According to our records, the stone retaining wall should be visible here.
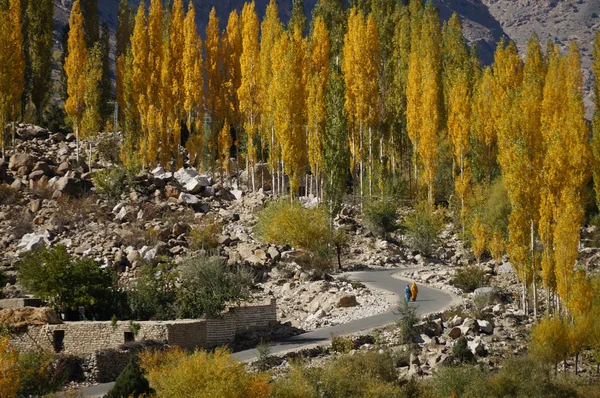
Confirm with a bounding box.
[9,298,276,356]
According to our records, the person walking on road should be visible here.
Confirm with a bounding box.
[411,282,418,301]
[404,284,411,302]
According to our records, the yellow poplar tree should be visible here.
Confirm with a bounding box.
[260,0,283,194]
[81,44,102,171]
[540,43,591,313]
[471,66,495,184]
[0,0,24,157]
[307,16,330,199]
[239,1,261,191]
[205,8,223,171]
[183,2,204,169]
[272,30,306,197]
[592,31,600,211]
[65,0,87,162]
[342,8,379,197]
[447,69,471,235]
[169,0,185,168]
[218,120,232,181]
[224,10,242,127]
[417,3,442,205]
[144,0,164,167]
[497,34,545,315]
[128,2,148,164]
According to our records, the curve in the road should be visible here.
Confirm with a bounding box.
[233,268,457,361]
[80,268,457,397]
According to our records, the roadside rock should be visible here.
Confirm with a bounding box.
[337,295,358,308]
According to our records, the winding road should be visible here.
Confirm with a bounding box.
[80,268,457,397]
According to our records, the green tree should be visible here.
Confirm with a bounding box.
[323,65,349,220]
[24,0,53,124]
[289,0,307,35]
[82,0,99,47]
[177,254,253,318]
[17,245,118,320]
[106,358,153,398]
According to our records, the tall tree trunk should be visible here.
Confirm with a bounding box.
[12,121,16,154]
[368,126,372,196]
[76,124,80,162]
[532,219,537,319]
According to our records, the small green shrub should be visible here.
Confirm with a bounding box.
[106,358,153,398]
[402,201,444,256]
[331,334,354,354]
[452,336,476,364]
[127,264,177,321]
[97,133,121,164]
[450,265,488,293]
[428,365,489,398]
[361,199,398,238]
[188,216,222,251]
[93,167,127,202]
[273,351,405,398]
[176,254,254,318]
[255,341,273,372]
[395,300,419,344]
[17,351,68,397]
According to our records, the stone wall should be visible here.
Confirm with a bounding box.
[9,299,277,356]
[0,298,42,309]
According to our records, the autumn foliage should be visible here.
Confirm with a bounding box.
[140,347,271,398]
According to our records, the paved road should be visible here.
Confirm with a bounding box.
[80,268,455,397]
[233,268,455,361]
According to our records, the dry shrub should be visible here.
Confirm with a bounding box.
[9,212,33,238]
[188,216,222,251]
[120,226,160,248]
[0,184,23,205]
[0,307,62,329]
[52,195,103,233]
[140,347,271,398]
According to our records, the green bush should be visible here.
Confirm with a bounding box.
[93,167,127,202]
[106,358,153,398]
[273,351,405,398]
[452,336,476,364]
[127,264,178,321]
[361,199,398,238]
[489,357,578,398]
[176,254,254,318]
[395,300,419,344]
[17,245,122,320]
[17,351,68,397]
[402,201,444,256]
[450,265,488,293]
[97,133,122,164]
[428,365,490,398]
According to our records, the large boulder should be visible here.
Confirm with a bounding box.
[174,168,211,193]
[9,153,35,173]
[17,232,48,253]
[53,175,92,197]
[16,124,49,140]
[337,295,358,308]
